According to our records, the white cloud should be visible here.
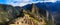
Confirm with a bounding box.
[7,2,29,7]
[38,0,57,2]
[44,0,56,2]
[6,0,57,7]
[6,0,32,7]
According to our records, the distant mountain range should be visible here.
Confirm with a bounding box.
[0,1,60,25]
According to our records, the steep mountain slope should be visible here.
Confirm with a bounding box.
[0,2,56,25]
[9,4,54,25]
[0,4,22,25]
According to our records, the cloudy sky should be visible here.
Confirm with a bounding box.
[0,0,60,7]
